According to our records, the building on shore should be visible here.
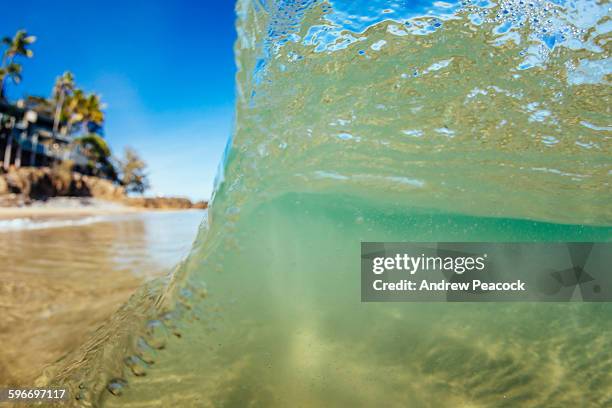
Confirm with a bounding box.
[0,99,89,171]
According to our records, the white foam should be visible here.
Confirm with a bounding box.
[0,215,110,233]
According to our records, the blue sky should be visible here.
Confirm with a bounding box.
[0,0,237,201]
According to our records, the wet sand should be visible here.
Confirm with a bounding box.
[0,210,204,387]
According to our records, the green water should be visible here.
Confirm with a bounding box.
[39,0,611,406]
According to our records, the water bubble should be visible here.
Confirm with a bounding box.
[178,287,193,302]
[124,355,148,376]
[75,384,93,405]
[402,129,424,138]
[107,378,128,396]
[171,301,191,321]
[160,311,178,328]
[370,40,387,51]
[178,298,193,311]
[136,337,157,364]
[191,282,209,299]
[226,206,240,216]
[144,320,169,350]
[541,135,559,146]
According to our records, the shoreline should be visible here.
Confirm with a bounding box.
[0,205,143,219]
[0,197,205,220]
[1,167,208,218]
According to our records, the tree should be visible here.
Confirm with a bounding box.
[0,62,22,95]
[51,71,75,136]
[118,147,149,194]
[1,30,35,169]
[79,92,105,134]
[0,30,36,100]
[58,88,105,137]
[60,87,84,136]
[48,74,110,178]
[73,133,117,180]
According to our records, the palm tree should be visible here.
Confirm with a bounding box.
[57,88,83,137]
[59,89,106,137]
[0,30,36,100]
[1,30,35,169]
[62,90,105,134]
[49,83,108,172]
[51,71,74,136]
[0,62,23,96]
[71,92,110,178]
[80,93,105,133]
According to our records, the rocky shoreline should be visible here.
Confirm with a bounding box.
[0,166,207,210]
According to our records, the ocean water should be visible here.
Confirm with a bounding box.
[38,1,611,407]
[0,211,204,387]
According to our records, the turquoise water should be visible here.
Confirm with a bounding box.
[39,1,611,407]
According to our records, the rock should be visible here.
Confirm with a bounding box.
[28,168,55,199]
[0,166,208,210]
[0,175,7,195]
[82,175,125,200]
[2,168,38,197]
[193,201,208,209]
[0,166,123,201]
[123,197,205,210]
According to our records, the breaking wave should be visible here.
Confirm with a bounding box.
[37,1,611,407]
